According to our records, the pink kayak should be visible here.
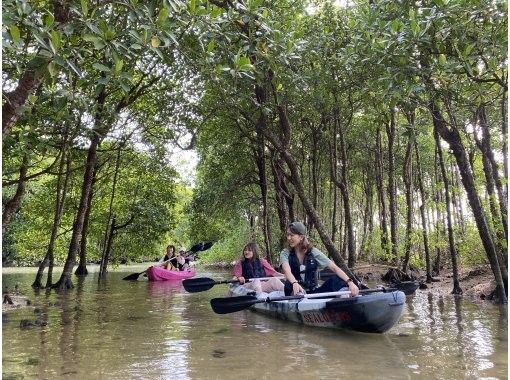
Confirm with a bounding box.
[145,266,196,281]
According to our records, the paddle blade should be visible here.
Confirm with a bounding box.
[122,271,142,281]
[391,281,419,295]
[210,295,260,314]
[201,241,214,251]
[182,278,216,293]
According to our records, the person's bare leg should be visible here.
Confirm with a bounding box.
[260,277,284,292]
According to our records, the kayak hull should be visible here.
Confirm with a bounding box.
[146,266,196,281]
[229,285,406,333]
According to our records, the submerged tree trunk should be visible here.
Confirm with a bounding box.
[33,144,71,288]
[75,165,97,277]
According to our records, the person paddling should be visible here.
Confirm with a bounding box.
[280,222,359,297]
[233,242,284,293]
[158,245,178,271]
[176,248,191,271]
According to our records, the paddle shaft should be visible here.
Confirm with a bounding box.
[182,276,284,293]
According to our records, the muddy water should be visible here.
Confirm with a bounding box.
[2,266,507,379]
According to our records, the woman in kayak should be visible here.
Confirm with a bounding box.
[233,242,284,293]
[176,248,191,271]
[280,221,359,297]
[159,245,178,271]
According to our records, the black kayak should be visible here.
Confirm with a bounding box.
[227,285,406,334]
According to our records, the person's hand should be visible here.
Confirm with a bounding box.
[238,276,246,284]
[292,281,304,295]
[348,280,359,296]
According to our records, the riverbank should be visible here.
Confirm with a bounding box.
[353,262,496,302]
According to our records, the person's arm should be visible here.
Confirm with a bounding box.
[233,261,246,284]
[281,261,304,295]
[261,259,282,277]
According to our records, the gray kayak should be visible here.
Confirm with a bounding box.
[228,285,406,333]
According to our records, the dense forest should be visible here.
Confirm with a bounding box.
[2,0,507,302]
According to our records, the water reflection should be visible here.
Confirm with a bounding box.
[2,269,507,379]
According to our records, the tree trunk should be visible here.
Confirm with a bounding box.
[429,99,506,301]
[330,108,356,267]
[75,164,97,277]
[2,71,44,140]
[414,140,433,282]
[375,127,390,258]
[53,133,100,290]
[270,150,289,248]
[435,129,462,295]
[385,111,398,262]
[501,91,508,182]
[401,136,413,273]
[33,144,71,288]
[476,105,507,241]
[450,162,466,236]
[99,217,116,277]
[263,102,359,282]
[2,154,29,234]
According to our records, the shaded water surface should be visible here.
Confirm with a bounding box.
[2,266,507,379]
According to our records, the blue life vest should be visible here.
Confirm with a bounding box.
[288,249,319,291]
[241,259,266,279]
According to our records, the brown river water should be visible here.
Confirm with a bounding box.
[2,265,508,379]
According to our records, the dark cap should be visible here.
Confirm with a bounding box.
[289,221,307,235]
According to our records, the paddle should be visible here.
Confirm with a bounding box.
[122,241,214,281]
[183,276,284,293]
[210,287,397,314]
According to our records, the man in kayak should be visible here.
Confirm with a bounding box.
[233,242,284,293]
[280,221,359,297]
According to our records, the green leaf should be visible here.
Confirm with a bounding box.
[81,0,89,17]
[438,54,446,66]
[9,25,20,42]
[207,40,215,53]
[463,44,475,57]
[47,61,58,77]
[44,14,54,27]
[115,59,124,73]
[238,56,251,67]
[158,8,169,26]
[120,80,131,93]
[92,63,111,72]
[51,30,62,50]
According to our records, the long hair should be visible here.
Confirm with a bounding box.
[287,226,313,252]
[241,242,261,261]
[165,245,176,258]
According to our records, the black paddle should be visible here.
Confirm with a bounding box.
[183,276,283,293]
[210,287,398,314]
[123,241,214,281]
[183,277,239,293]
